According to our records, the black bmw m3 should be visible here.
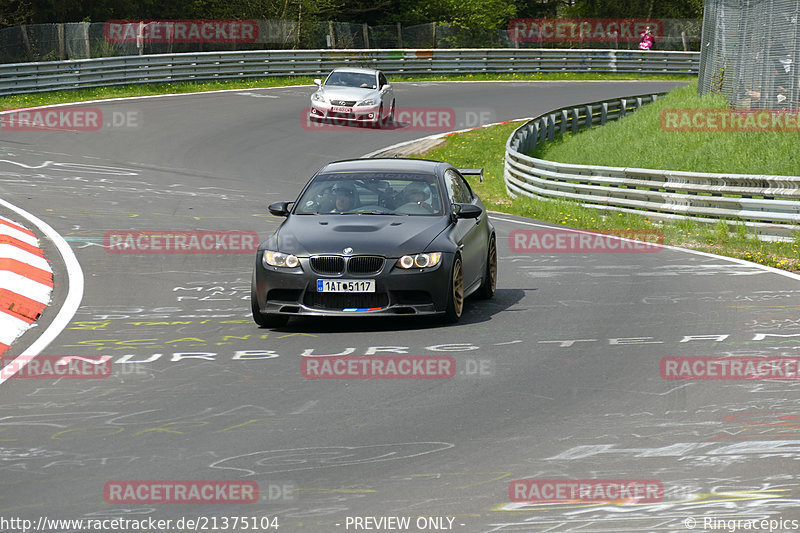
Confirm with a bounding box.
[251,158,497,327]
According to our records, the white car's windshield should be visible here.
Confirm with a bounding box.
[295,173,443,215]
[325,71,378,89]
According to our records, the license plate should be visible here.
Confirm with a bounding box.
[331,106,352,113]
[317,279,375,293]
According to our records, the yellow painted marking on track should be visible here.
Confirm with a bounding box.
[213,419,266,433]
[132,421,210,436]
[69,321,111,330]
[51,426,124,440]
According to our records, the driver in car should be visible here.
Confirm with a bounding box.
[400,181,434,212]
[331,182,357,212]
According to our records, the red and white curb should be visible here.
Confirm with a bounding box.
[0,215,53,354]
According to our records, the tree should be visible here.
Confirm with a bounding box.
[563,0,703,18]
[413,0,517,31]
[0,0,34,27]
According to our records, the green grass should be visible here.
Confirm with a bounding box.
[410,113,800,272]
[0,71,693,111]
[535,81,800,176]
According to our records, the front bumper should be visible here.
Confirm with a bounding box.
[253,253,453,317]
[309,102,382,124]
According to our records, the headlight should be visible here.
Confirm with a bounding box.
[358,98,377,106]
[263,250,300,269]
[311,92,326,102]
[396,252,442,269]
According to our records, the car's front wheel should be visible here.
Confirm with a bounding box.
[251,279,289,328]
[382,100,395,126]
[442,256,465,323]
[371,105,384,129]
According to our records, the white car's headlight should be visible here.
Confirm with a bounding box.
[311,92,326,102]
[263,250,300,269]
[358,98,377,106]
[396,252,442,269]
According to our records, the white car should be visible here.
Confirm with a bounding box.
[309,67,395,127]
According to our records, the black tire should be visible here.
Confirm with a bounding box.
[442,256,465,323]
[251,281,289,328]
[475,234,497,300]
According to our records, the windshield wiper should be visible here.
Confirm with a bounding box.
[341,211,397,215]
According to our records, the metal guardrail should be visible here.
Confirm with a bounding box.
[504,95,800,240]
[0,48,698,97]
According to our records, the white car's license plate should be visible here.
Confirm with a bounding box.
[331,106,352,113]
[317,279,375,293]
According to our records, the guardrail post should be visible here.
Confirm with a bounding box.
[584,105,593,129]
[529,122,539,152]
[620,99,627,118]
[538,117,548,145]
[600,102,608,125]
[570,108,579,134]
[559,110,568,135]
[547,113,556,141]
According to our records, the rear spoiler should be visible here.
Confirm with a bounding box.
[458,168,484,182]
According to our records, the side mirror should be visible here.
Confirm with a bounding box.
[268,201,292,217]
[313,78,322,87]
[453,203,482,219]
[382,83,392,92]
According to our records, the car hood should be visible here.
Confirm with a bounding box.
[318,86,379,102]
[276,215,448,257]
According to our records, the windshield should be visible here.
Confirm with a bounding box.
[324,71,378,89]
[295,172,443,215]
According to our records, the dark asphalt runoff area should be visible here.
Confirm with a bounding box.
[1,79,799,532]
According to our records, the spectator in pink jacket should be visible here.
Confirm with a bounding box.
[638,26,655,50]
